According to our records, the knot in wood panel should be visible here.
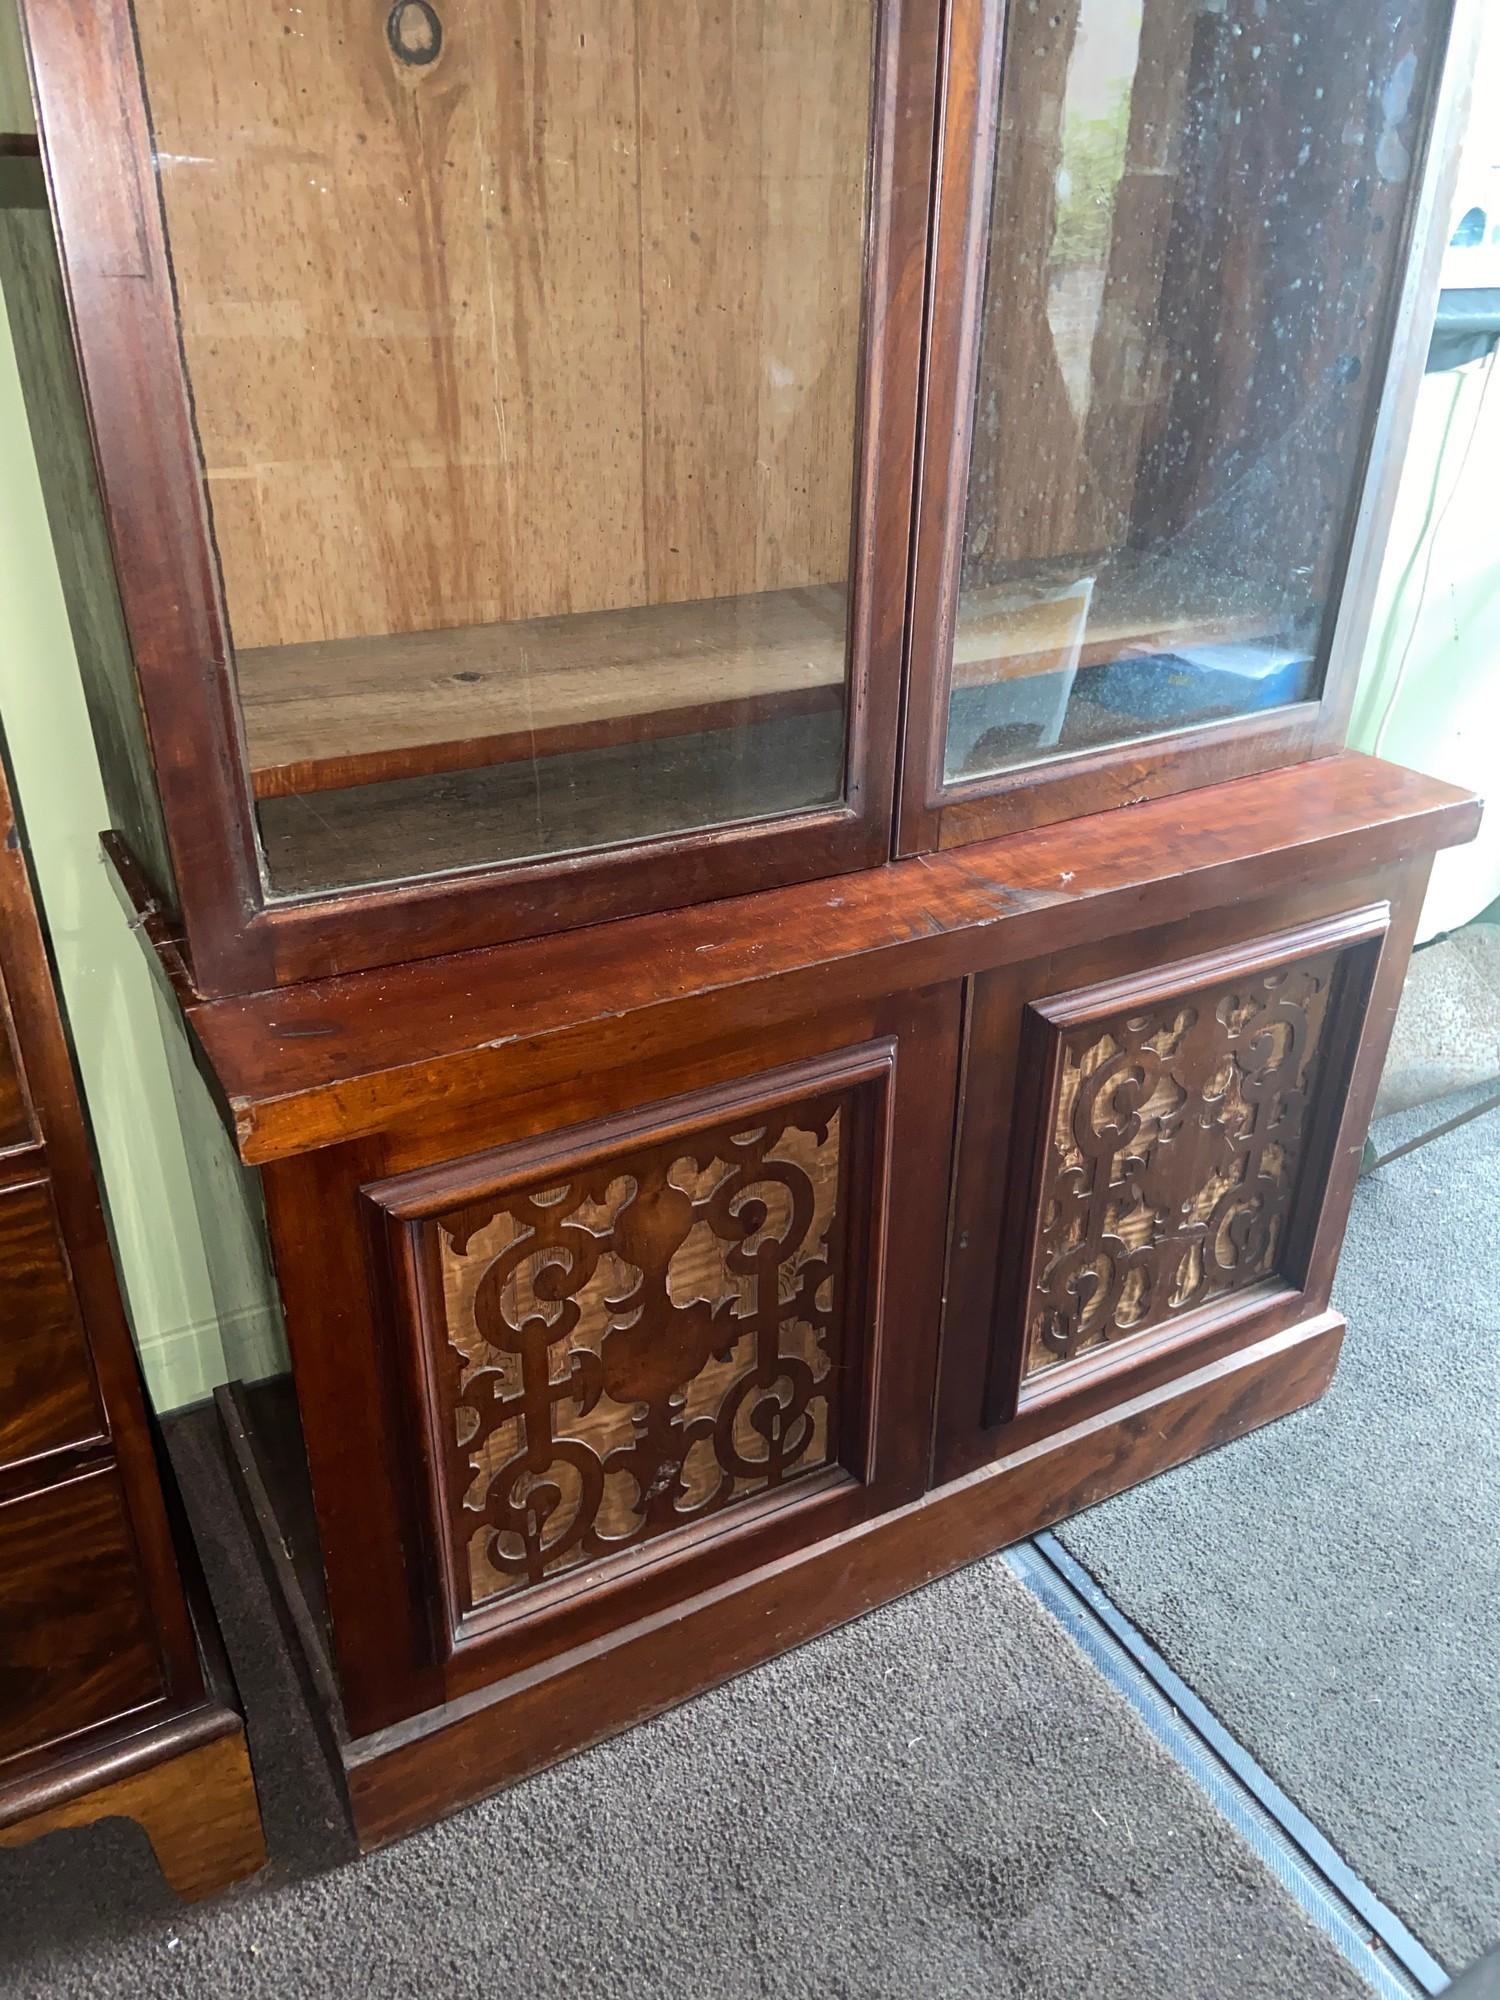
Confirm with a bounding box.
[386,0,442,69]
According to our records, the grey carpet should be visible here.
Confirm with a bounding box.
[0,1416,1368,2000]
[1374,921,1500,1118]
[1059,1082,1500,1974]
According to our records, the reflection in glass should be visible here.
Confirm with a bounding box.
[130,2,873,892]
[947,0,1444,784]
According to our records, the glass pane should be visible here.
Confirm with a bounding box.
[946,0,1445,786]
[130,2,873,893]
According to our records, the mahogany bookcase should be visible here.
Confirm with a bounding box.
[3,0,1483,1846]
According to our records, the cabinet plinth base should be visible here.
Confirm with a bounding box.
[222,1311,1342,1853]
[0,1712,266,1900]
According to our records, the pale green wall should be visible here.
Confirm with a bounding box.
[1347,1,1500,943]
[0,285,286,1410]
[0,0,28,136]
[1349,355,1500,942]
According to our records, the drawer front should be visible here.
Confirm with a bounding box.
[936,894,1398,1481]
[0,1468,164,1765]
[0,1179,105,1470]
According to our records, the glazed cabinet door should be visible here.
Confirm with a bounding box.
[20,0,940,992]
[900,0,1469,851]
[262,982,960,1737]
[934,862,1431,1484]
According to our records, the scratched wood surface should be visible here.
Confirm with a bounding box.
[161,753,1481,1165]
[131,0,872,654]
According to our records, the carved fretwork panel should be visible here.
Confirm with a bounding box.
[1020,948,1347,1380]
[422,1092,855,1617]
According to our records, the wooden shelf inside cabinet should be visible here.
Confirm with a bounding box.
[238,585,853,801]
[236,552,1288,806]
[952,552,1292,691]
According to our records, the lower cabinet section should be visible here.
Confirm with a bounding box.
[174,760,1476,1849]
[226,1311,1348,1850]
[242,885,1415,1843]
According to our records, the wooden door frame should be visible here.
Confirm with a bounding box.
[17,0,942,997]
[931,857,1432,1484]
[896,0,1483,856]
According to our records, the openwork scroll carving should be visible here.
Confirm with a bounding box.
[430,1096,849,1613]
[1024,950,1341,1378]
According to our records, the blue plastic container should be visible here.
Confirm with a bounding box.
[1088,639,1313,724]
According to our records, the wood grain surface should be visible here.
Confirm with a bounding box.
[157,753,1481,1165]
[0,1179,105,1470]
[131,0,872,652]
[0,996,35,1153]
[0,1721,266,1900]
[240,585,848,797]
[237,554,1278,801]
[0,1470,162,1763]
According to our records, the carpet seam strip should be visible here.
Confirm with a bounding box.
[1008,1535,1447,2000]
[1030,1530,1449,1992]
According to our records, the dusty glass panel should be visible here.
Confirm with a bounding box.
[946,0,1445,786]
[130,2,873,892]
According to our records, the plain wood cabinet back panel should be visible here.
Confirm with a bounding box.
[134,0,871,648]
